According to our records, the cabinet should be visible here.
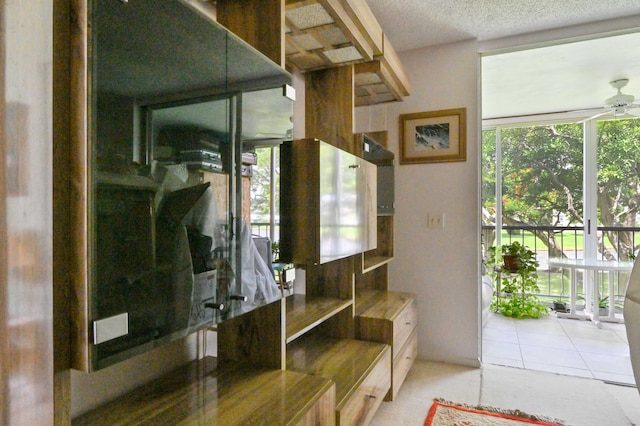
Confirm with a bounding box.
[356,291,417,401]
[280,139,377,265]
[71,0,293,372]
[67,0,411,424]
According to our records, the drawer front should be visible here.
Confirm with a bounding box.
[388,328,417,401]
[392,298,417,358]
[337,347,391,426]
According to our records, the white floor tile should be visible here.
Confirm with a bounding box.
[483,340,521,360]
[571,336,630,356]
[591,370,636,385]
[580,352,634,376]
[516,331,575,350]
[482,355,524,368]
[562,325,624,341]
[524,361,594,379]
[482,314,636,387]
[520,344,588,369]
[483,326,518,343]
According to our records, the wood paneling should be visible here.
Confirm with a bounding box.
[2,0,55,423]
[53,0,72,423]
[305,66,355,154]
[217,0,285,67]
[218,299,286,369]
[69,0,90,372]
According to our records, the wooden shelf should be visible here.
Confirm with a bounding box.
[284,0,410,105]
[354,38,410,106]
[287,334,390,411]
[362,255,394,273]
[286,294,353,343]
[284,0,383,72]
[73,357,335,425]
[356,290,415,322]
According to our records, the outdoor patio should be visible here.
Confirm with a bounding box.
[482,311,636,387]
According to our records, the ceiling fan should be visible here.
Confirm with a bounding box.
[582,78,640,121]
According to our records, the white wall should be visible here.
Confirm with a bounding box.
[355,39,481,366]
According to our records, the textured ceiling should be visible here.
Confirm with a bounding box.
[365,0,640,118]
[367,0,640,52]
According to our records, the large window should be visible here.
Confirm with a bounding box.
[482,117,640,302]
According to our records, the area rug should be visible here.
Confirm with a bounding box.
[425,399,565,426]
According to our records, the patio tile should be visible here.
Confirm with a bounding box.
[482,355,524,369]
[482,314,635,386]
[483,326,518,343]
[520,345,588,369]
[515,321,566,337]
[590,370,636,386]
[614,329,629,343]
[483,340,522,361]
[516,331,575,350]
[484,314,518,331]
[571,337,630,356]
[580,352,634,376]
[561,325,623,341]
[524,361,594,379]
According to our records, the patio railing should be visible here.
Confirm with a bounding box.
[482,224,640,308]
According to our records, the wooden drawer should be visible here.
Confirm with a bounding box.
[392,298,417,358]
[336,346,391,426]
[387,328,417,401]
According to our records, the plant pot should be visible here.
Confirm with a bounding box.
[553,302,568,313]
[599,307,609,316]
[502,255,519,272]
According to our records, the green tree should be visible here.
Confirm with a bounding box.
[250,146,280,222]
[482,117,640,260]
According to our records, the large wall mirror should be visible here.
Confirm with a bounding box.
[73,0,292,371]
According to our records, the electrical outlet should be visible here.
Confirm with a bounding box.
[428,212,445,229]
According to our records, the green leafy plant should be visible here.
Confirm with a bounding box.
[486,243,548,319]
[598,296,624,312]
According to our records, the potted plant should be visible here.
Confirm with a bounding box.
[486,243,547,319]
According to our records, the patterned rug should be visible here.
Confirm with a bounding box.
[425,399,565,426]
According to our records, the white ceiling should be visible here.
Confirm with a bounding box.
[366,0,640,119]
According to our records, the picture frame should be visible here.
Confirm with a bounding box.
[399,107,466,164]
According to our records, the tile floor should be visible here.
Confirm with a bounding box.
[482,312,637,386]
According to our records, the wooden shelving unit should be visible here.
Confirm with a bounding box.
[284,0,409,106]
[69,0,412,424]
[286,295,353,343]
[287,334,391,426]
[355,291,417,401]
[73,357,336,425]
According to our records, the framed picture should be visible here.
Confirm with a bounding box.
[399,107,466,164]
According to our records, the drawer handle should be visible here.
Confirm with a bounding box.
[405,322,412,325]
[349,164,360,169]
[365,394,377,400]
[406,356,412,360]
